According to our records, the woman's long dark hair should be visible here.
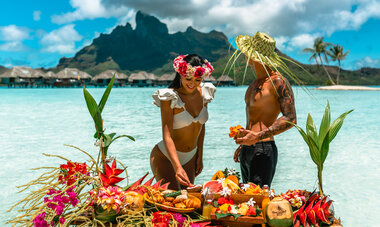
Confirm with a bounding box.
[169,54,206,89]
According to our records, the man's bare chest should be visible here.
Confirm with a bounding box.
[247,82,279,113]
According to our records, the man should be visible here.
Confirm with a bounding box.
[233,32,297,188]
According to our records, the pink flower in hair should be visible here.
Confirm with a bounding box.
[173,54,214,78]
[194,67,205,77]
[178,61,188,76]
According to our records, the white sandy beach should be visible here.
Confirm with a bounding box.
[316,85,380,90]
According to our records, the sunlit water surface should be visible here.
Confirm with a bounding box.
[0,86,379,226]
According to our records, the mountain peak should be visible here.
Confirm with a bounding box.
[56,11,230,73]
[135,11,168,37]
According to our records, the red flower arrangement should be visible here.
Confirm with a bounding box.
[58,161,87,186]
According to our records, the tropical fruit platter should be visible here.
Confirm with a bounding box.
[6,77,346,227]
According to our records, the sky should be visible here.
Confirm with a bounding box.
[1,0,380,70]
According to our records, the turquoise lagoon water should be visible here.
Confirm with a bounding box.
[0,86,379,226]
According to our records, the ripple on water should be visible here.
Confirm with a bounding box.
[0,87,379,226]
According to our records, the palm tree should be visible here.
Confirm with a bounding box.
[303,37,336,85]
[327,44,349,85]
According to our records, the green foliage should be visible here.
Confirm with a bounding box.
[83,74,134,157]
[289,101,353,196]
[215,212,242,220]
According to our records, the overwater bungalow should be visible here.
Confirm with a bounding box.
[204,75,217,86]
[0,67,44,87]
[55,68,92,87]
[147,73,158,86]
[157,73,176,86]
[92,70,128,87]
[128,71,157,87]
[0,69,17,87]
[43,71,58,87]
[216,75,235,86]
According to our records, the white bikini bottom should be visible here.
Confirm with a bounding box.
[157,140,197,166]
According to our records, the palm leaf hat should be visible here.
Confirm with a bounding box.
[227,31,310,85]
[236,32,280,67]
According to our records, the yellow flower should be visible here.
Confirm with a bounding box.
[219,204,231,212]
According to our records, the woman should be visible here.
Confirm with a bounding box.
[151,54,216,190]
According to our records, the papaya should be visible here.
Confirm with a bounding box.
[226,175,239,185]
[211,170,225,181]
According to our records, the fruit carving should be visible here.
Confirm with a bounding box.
[265,197,293,227]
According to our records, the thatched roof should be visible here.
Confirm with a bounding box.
[33,69,46,79]
[0,67,45,79]
[158,73,176,81]
[147,73,158,81]
[217,75,234,82]
[56,68,92,79]
[45,71,57,79]
[204,75,216,82]
[128,71,148,82]
[92,70,128,81]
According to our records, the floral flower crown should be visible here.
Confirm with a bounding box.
[173,55,214,79]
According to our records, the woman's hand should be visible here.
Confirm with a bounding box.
[175,166,191,186]
[233,145,242,162]
[195,156,203,176]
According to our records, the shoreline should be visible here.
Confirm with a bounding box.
[315,85,380,90]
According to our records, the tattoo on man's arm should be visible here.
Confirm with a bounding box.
[258,78,296,140]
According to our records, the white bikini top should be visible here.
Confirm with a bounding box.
[152,82,216,129]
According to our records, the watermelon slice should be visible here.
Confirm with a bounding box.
[203,180,223,193]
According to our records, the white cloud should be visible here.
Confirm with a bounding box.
[161,17,194,33]
[51,0,129,24]
[0,25,29,41]
[40,24,82,54]
[355,56,380,68]
[0,41,26,51]
[33,11,42,21]
[45,0,380,61]
[100,0,380,39]
[289,34,317,49]
[0,25,29,52]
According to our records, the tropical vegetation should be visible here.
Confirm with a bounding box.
[303,37,336,85]
[289,102,353,196]
[327,44,350,85]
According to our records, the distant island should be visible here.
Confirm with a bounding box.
[0,11,379,86]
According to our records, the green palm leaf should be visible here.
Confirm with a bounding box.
[98,74,115,113]
[328,109,354,142]
[83,87,103,134]
[290,101,353,196]
[307,135,321,165]
[306,113,318,145]
[318,102,331,147]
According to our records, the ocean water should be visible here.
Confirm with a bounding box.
[0,86,379,226]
